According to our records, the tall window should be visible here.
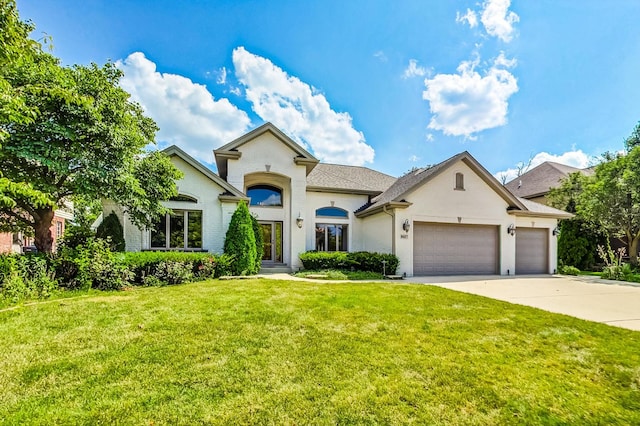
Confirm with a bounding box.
[315,224,348,252]
[247,185,282,207]
[151,210,202,249]
[455,172,465,190]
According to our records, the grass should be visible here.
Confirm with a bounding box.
[1,279,639,424]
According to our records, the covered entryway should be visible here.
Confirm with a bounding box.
[413,222,499,275]
[515,227,548,274]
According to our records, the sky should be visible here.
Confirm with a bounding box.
[17,0,640,181]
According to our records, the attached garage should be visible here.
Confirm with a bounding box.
[515,228,548,274]
[413,222,499,275]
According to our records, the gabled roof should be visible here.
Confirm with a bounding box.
[162,145,248,201]
[214,122,319,179]
[505,161,593,199]
[511,197,573,219]
[356,151,527,218]
[306,163,396,195]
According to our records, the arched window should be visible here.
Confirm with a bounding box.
[315,207,348,218]
[247,185,282,206]
[455,172,464,190]
[170,194,198,202]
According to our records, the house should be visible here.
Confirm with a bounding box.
[104,122,571,276]
[504,161,594,205]
[0,209,73,253]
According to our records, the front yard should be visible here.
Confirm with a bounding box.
[1,279,639,424]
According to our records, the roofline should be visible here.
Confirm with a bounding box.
[306,186,383,196]
[162,145,246,199]
[214,122,319,178]
[508,210,574,219]
[355,201,412,218]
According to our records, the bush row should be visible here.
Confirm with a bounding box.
[299,251,399,275]
[0,239,233,304]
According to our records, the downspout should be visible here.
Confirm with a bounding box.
[383,205,396,255]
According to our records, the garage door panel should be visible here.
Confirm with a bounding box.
[516,228,548,274]
[413,223,498,275]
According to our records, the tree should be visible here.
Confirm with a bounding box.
[576,149,640,266]
[96,211,125,252]
[0,13,182,252]
[223,203,257,275]
[625,121,640,151]
[251,214,264,273]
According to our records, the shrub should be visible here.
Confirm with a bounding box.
[121,251,231,284]
[0,253,58,303]
[298,251,399,275]
[223,203,257,275]
[558,265,580,276]
[251,214,263,274]
[153,261,193,285]
[557,219,607,271]
[96,211,125,251]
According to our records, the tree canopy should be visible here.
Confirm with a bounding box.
[0,0,182,252]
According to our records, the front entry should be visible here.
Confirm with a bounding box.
[260,221,283,263]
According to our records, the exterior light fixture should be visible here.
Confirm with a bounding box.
[507,224,516,236]
[296,212,304,228]
[402,219,411,232]
[552,226,559,236]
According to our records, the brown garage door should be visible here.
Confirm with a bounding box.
[413,223,499,275]
[516,228,548,274]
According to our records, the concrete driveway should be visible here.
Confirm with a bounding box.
[405,275,640,331]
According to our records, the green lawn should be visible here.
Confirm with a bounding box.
[1,279,639,425]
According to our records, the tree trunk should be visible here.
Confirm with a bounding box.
[630,235,639,267]
[33,208,55,253]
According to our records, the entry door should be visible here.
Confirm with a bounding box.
[260,221,283,263]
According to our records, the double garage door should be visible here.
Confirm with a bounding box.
[413,223,549,275]
[413,223,499,275]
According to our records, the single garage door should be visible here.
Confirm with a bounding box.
[515,228,548,274]
[413,223,499,275]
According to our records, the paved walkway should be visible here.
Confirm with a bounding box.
[262,273,640,331]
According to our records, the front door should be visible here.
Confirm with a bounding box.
[260,221,283,263]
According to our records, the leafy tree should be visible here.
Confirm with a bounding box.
[251,214,264,273]
[0,8,182,252]
[96,211,125,252]
[577,149,640,266]
[223,203,257,275]
[625,121,640,151]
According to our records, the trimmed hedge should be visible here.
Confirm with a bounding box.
[122,251,233,284]
[299,251,399,275]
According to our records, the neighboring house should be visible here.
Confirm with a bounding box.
[104,123,571,276]
[504,162,594,205]
[0,209,73,253]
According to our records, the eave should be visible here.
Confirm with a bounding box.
[354,201,413,218]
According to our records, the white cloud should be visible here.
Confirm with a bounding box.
[216,67,227,85]
[373,50,388,62]
[409,155,420,162]
[425,133,434,142]
[480,0,519,42]
[232,46,375,166]
[456,8,478,28]
[116,52,251,163]
[494,150,591,183]
[422,54,518,137]
[403,59,428,79]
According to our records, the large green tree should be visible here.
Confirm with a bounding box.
[0,2,181,252]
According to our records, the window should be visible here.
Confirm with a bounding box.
[316,207,348,218]
[455,172,464,190]
[55,221,63,238]
[315,224,348,252]
[247,185,282,206]
[170,194,198,202]
[151,210,202,249]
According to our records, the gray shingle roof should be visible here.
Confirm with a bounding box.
[505,161,593,199]
[516,197,573,218]
[306,163,396,193]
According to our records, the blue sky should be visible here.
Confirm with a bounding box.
[18,0,640,181]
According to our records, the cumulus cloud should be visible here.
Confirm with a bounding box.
[456,8,478,28]
[216,67,227,85]
[232,46,375,166]
[403,59,428,79]
[494,150,592,183]
[116,52,251,162]
[422,53,518,137]
[480,0,519,42]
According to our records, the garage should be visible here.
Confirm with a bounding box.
[413,222,499,275]
[515,228,549,274]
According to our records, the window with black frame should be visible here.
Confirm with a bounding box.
[151,210,202,249]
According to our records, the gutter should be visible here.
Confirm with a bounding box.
[383,205,395,255]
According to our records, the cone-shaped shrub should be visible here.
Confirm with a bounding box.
[96,211,125,252]
[223,203,257,275]
[251,214,263,273]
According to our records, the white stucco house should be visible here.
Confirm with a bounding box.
[103,122,571,276]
